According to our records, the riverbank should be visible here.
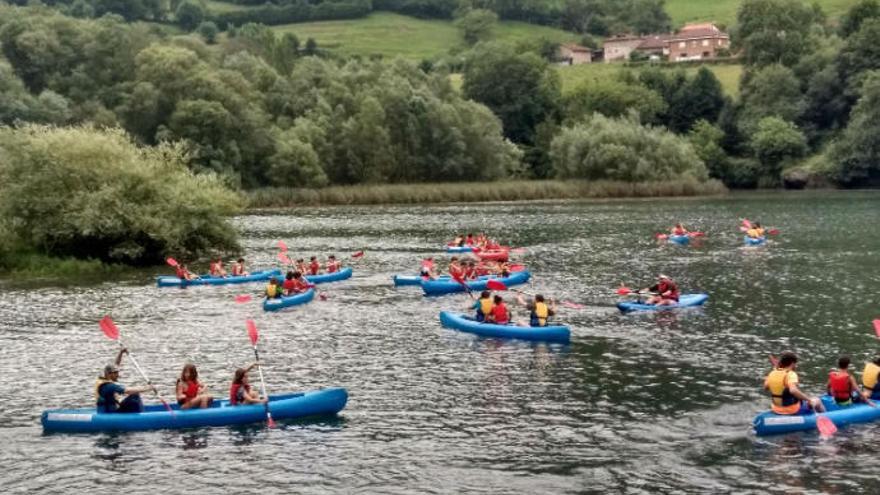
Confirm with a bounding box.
[246,179,727,207]
[0,250,124,281]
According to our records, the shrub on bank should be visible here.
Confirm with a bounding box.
[0,125,243,266]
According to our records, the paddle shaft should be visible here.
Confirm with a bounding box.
[115,340,173,412]
[251,345,274,424]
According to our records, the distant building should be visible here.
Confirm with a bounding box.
[558,43,592,65]
[667,23,730,62]
[602,35,644,63]
[602,23,730,63]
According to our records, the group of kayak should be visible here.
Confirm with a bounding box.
[657,219,776,246]
[265,256,344,299]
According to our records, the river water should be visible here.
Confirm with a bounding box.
[1,191,879,494]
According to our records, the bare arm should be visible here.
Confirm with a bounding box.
[115,348,128,366]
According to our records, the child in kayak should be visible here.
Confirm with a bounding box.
[230,258,249,277]
[309,256,320,275]
[516,294,556,327]
[229,364,266,406]
[265,277,283,299]
[176,363,213,409]
[448,257,464,280]
[644,274,679,306]
[209,257,227,277]
[471,290,494,322]
[420,258,437,280]
[283,271,310,295]
[746,222,766,239]
[326,255,340,273]
[827,356,862,406]
[295,258,307,274]
[487,295,510,324]
[862,357,880,401]
[465,233,475,246]
[175,264,198,281]
[95,348,156,414]
[764,351,826,415]
[671,223,688,236]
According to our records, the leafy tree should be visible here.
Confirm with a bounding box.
[832,71,880,186]
[689,119,729,181]
[739,64,804,133]
[0,125,241,264]
[455,8,498,45]
[197,21,219,44]
[176,1,204,31]
[268,132,328,188]
[304,37,318,56]
[837,18,880,95]
[750,116,807,182]
[463,42,560,146]
[734,0,824,67]
[69,0,95,18]
[839,0,880,38]
[667,68,725,133]
[550,113,708,182]
[564,78,666,124]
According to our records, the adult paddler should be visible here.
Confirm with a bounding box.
[95,348,156,413]
[862,357,880,401]
[644,274,679,306]
[764,351,825,415]
[516,294,556,327]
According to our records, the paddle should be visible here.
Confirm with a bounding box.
[452,273,475,299]
[277,252,292,265]
[351,250,365,259]
[235,294,253,304]
[277,240,288,252]
[166,257,179,268]
[874,319,880,339]
[99,316,173,413]
[767,354,837,438]
[245,320,276,428]
[486,280,585,309]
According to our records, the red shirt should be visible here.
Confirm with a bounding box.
[491,303,509,324]
[326,261,339,273]
[309,261,320,275]
[284,279,308,293]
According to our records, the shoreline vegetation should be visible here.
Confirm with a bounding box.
[245,179,728,208]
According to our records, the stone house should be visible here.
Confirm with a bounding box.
[666,23,730,62]
[602,35,644,63]
[558,43,592,65]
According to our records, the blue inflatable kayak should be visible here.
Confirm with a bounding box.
[669,234,690,245]
[744,236,766,246]
[439,311,570,343]
[157,269,281,288]
[42,387,347,433]
[263,288,316,312]
[422,271,531,296]
[753,395,880,436]
[616,293,709,313]
[446,246,474,253]
[393,274,435,286]
[304,267,352,285]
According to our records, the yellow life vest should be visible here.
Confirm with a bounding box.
[863,362,880,390]
[747,228,760,238]
[755,227,765,236]
[532,301,549,326]
[766,369,799,414]
[479,297,494,316]
[265,283,279,298]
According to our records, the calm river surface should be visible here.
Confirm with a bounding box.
[1,191,879,494]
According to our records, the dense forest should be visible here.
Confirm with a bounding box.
[1,0,880,269]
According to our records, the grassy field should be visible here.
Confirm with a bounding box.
[665,0,861,27]
[204,0,259,14]
[556,62,744,97]
[270,12,579,60]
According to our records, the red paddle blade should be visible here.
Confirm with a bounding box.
[486,280,507,291]
[768,229,780,235]
[352,251,365,258]
[235,294,252,304]
[873,319,880,339]
[165,257,179,268]
[277,240,288,252]
[246,320,259,346]
[817,415,837,438]
[267,415,277,428]
[509,264,525,272]
[99,316,120,340]
[562,300,586,309]
[277,252,291,264]
[616,286,632,296]
[655,233,668,240]
[689,232,705,237]
[742,218,752,229]
[510,248,526,254]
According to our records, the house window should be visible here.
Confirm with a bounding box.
[679,42,685,48]
[702,39,709,46]
[703,51,710,58]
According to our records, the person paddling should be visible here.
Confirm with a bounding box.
[295,258,307,274]
[448,257,464,280]
[643,274,679,306]
[671,223,688,236]
[209,257,227,277]
[420,258,437,280]
[326,255,340,274]
[308,256,320,276]
[265,277,282,299]
[516,294,556,327]
[860,356,880,401]
[230,364,267,405]
[764,351,826,415]
[230,258,249,277]
[95,348,155,414]
[175,263,198,281]
[465,233,475,246]
[471,290,494,322]
[487,295,510,324]
[746,222,766,239]
[283,271,309,295]
[176,363,213,410]
[827,356,862,406]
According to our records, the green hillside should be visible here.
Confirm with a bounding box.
[665,0,860,27]
[557,63,743,97]
[270,12,579,60]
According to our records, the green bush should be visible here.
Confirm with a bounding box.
[0,125,242,265]
[550,113,709,182]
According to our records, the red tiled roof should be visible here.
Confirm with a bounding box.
[560,43,591,53]
[637,35,671,49]
[668,28,729,41]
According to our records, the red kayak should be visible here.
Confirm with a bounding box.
[476,249,509,262]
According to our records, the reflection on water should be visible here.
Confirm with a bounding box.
[1,191,880,492]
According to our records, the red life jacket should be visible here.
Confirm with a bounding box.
[309,261,320,275]
[658,280,679,301]
[178,380,199,404]
[229,383,250,405]
[175,266,187,278]
[492,303,509,324]
[449,265,463,280]
[326,262,338,273]
[828,370,853,401]
[231,264,243,276]
[209,262,222,275]
[465,236,474,245]
[673,227,686,236]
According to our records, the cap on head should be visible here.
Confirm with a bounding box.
[104,363,119,376]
